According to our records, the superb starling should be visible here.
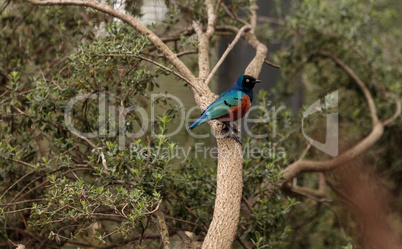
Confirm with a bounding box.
[188,75,261,143]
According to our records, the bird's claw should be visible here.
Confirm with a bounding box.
[220,123,242,145]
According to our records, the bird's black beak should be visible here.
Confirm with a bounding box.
[254,79,262,84]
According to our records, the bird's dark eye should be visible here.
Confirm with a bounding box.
[246,79,250,82]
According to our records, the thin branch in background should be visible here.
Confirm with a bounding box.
[287,185,347,240]
[298,142,312,161]
[96,53,200,92]
[206,25,251,85]
[139,216,150,246]
[175,50,198,57]
[0,169,37,201]
[220,2,249,26]
[8,158,37,169]
[382,99,401,126]
[241,196,253,213]
[257,16,282,25]
[315,50,379,125]
[0,0,11,15]
[143,200,162,216]
[134,55,193,85]
[69,130,108,170]
[264,59,281,69]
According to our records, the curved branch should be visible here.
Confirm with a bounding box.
[281,51,400,182]
[315,51,379,125]
[383,99,401,126]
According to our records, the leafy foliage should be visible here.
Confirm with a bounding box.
[0,0,400,248]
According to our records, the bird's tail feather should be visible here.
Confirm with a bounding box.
[188,116,207,130]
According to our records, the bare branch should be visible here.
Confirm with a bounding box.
[206,25,251,85]
[221,2,249,26]
[0,169,36,201]
[315,51,379,125]
[298,142,312,161]
[176,50,198,57]
[68,130,108,170]
[264,59,281,69]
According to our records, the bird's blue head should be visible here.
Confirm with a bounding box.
[235,75,261,90]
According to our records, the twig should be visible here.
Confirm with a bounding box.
[264,59,281,69]
[175,50,198,57]
[241,196,253,213]
[96,53,192,84]
[8,158,37,169]
[383,99,401,126]
[0,169,36,201]
[298,142,312,161]
[220,2,249,26]
[164,216,203,228]
[69,130,108,170]
[205,25,251,85]
[315,50,379,125]
[143,200,162,216]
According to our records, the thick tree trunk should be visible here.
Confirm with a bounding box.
[201,138,243,248]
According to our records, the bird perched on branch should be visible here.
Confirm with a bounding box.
[188,75,261,144]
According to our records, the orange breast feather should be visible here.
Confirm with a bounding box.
[217,95,251,123]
